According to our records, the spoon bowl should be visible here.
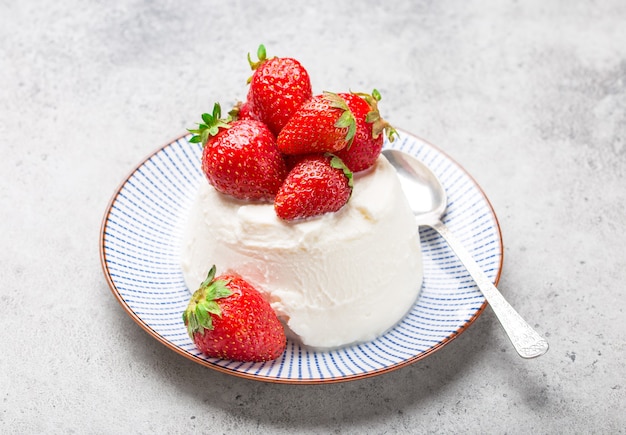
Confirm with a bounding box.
[383,148,447,225]
[383,149,549,359]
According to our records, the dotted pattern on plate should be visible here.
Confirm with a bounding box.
[100,131,502,383]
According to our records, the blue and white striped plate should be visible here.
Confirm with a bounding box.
[100,131,502,384]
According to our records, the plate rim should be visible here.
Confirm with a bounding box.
[99,130,503,384]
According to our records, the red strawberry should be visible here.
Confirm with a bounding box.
[245,44,313,136]
[274,154,353,221]
[229,100,259,121]
[334,89,398,172]
[188,103,288,201]
[277,92,357,155]
[183,265,286,362]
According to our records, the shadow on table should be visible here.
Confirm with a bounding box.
[106,278,558,431]
[156,309,501,429]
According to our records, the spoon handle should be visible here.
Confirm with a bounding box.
[430,220,549,358]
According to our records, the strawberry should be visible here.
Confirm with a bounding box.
[183,265,286,362]
[229,100,259,121]
[245,44,313,136]
[188,103,288,202]
[274,154,353,221]
[277,92,357,155]
[334,89,398,172]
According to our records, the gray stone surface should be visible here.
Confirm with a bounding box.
[1,0,624,433]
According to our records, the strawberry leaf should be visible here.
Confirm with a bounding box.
[346,122,357,143]
[202,300,222,316]
[195,303,210,328]
[183,265,232,336]
[247,44,271,82]
[201,265,217,287]
[324,91,350,111]
[352,89,398,143]
[365,111,380,124]
[335,111,353,128]
[324,91,357,146]
[186,313,200,336]
[213,280,233,300]
[385,125,399,142]
[204,278,231,301]
[188,103,231,147]
[328,154,354,188]
[257,44,267,62]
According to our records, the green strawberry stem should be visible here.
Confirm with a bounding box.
[354,89,398,143]
[327,154,354,189]
[247,44,275,83]
[322,91,357,147]
[188,103,232,147]
[228,101,243,121]
[182,265,233,337]
[247,44,267,70]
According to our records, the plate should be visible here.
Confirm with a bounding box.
[100,131,503,384]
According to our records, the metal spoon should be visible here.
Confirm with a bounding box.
[383,149,549,359]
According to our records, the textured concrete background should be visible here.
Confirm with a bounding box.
[1,0,625,433]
